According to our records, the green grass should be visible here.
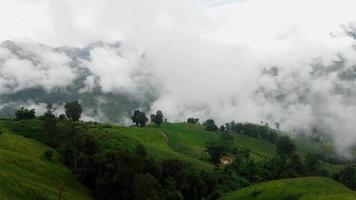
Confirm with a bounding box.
[234,134,276,159]
[158,123,219,159]
[158,123,277,160]
[86,123,215,170]
[221,177,356,200]
[0,131,92,200]
[294,138,333,156]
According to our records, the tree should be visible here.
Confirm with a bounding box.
[137,112,148,127]
[276,136,296,156]
[275,122,280,130]
[44,149,54,160]
[206,142,228,165]
[150,114,156,122]
[43,103,56,119]
[132,110,141,126]
[288,153,305,176]
[43,111,58,146]
[187,118,199,124]
[204,119,218,132]
[15,107,36,120]
[133,174,163,200]
[206,134,236,165]
[64,101,82,121]
[152,110,164,126]
[334,166,356,189]
[304,154,322,176]
[220,125,225,132]
[131,110,148,127]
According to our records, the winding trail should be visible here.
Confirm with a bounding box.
[159,131,169,144]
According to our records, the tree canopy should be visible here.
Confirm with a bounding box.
[64,101,82,121]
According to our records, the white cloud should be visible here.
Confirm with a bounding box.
[1,0,356,154]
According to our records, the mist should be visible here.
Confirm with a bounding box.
[1,0,356,155]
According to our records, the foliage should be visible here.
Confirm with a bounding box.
[15,107,36,120]
[135,144,147,158]
[131,110,148,127]
[43,149,54,160]
[65,101,83,121]
[151,110,164,126]
[204,119,218,132]
[276,136,296,156]
[0,132,91,200]
[333,166,356,190]
[187,118,199,124]
[207,134,236,164]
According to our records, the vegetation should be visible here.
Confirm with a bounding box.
[204,119,218,132]
[131,110,149,127]
[222,177,356,200]
[15,107,36,120]
[0,131,91,200]
[65,101,83,121]
[2,104,356,200]
[151,110,164,126]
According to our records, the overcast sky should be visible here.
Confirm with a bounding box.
[1,0,356,155]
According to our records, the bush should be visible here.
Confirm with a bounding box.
[204,119,218,132]
[15,107,36,120]
[44,149,54,160]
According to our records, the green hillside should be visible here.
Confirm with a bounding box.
[0,118,354,200]
[0,130,92,200]
[222,177,356,200]
[0,119,333,170]
[83,122,283,169]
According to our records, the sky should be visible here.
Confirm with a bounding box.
[1,0,356,155]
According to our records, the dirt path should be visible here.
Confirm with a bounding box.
[159,131,169,144]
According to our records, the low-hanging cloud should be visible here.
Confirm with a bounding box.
[2,0,356,155]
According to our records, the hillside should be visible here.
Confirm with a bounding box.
[222,177,356,200]
[0,118,353,199]
[0,119,335,170]
[0,130,92,200]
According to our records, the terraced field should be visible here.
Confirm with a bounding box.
[0,130,92,200]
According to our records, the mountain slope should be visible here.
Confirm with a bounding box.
[0,131,92,200]
[221,177,356,200]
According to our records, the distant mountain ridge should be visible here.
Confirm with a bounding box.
[0,40,159,123]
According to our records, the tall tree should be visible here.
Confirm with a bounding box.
[64,101,82,121]
[204,119,218,132]
[152,110,164,126]
[137,112,148,127]
[131,110,141,126]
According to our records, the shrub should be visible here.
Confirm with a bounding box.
[44,149,54,160]
[15,107,36,120]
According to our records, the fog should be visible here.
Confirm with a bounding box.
[1,0,356,155]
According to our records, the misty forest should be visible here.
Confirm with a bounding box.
[2,0,356,200]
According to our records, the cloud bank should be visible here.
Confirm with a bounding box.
[1,0,356,155]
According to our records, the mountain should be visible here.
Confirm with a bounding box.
[0,41,159,123]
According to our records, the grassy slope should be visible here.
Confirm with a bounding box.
[84,122,280,170]
[222,177,356,200]
[87,123,215,169]
[0,131,92,200]
[0,119,327,169]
